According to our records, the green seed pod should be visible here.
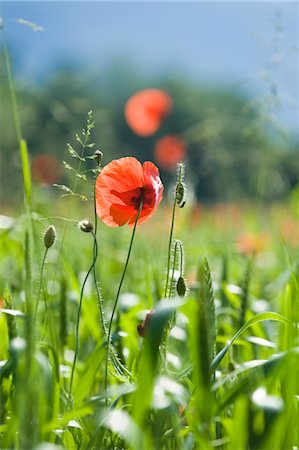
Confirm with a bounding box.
[43,225,56,249]
[176,276,186,297]
[79,220,93,233]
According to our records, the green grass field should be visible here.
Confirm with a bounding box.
[1,159,299,449]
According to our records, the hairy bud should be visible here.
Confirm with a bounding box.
[43,225,56,249]
[176,181,186,208]
[94,150,103,165]
[175,163,186,207]
[79,220,93,233]
[176,276,186,297]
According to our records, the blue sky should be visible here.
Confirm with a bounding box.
[1,1,298,130]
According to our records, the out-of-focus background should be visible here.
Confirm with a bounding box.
[0,1,298,207]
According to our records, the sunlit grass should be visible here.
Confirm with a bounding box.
[1,196,299,449]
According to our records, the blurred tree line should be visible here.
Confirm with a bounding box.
[0,59,298,207]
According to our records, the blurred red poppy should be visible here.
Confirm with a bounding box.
[154,135,187,171]
[236,232,270,255]
[96,157,163,227]
[125,89,172,136]
[32,154,62,185]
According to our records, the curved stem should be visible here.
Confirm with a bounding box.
[104,204,142,402]
[68,231,98,403]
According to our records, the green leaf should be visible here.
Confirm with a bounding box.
[132,303,174,428]
[42,406,93,433]
[19,139,32,206]
[211,312,290,372]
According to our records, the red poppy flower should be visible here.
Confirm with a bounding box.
[32,154,62,185]
[125,89,172,137]
[154,135,187,171]
[96,157,163,227]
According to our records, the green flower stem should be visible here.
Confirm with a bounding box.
[68,231,98,403]
[34,248,48,322]
[104,203,143,402]
[92,179,132,379]
[170,241,178,297]
[164,198,177,298]
[92,179,106,335]
[164,164,184,298]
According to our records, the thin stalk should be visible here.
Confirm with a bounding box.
[92,179,131,378]
[164,164,184,298]
[48,116,93,343]
[104,203,142,401]
[169,239,184,294]
[34,248,48,321]
[68,231,98,403]
[170,241,178,297]
[92,179,106,335]
[179,241,183,277]
[164,198,176,298]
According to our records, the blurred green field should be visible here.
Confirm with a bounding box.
[1,178,299,449]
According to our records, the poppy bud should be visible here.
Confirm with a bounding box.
[176,276,186,297]
[176,181,186,208]
[137,310,155,338]
[43,225,56,249]
[175,163,186,207]
[94,150,103,165]
[79,220,93,233]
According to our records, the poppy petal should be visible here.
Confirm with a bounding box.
[97,157,143,195]
[128,205,155,226]
[109,204,136,227]
[142,161,164,208]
